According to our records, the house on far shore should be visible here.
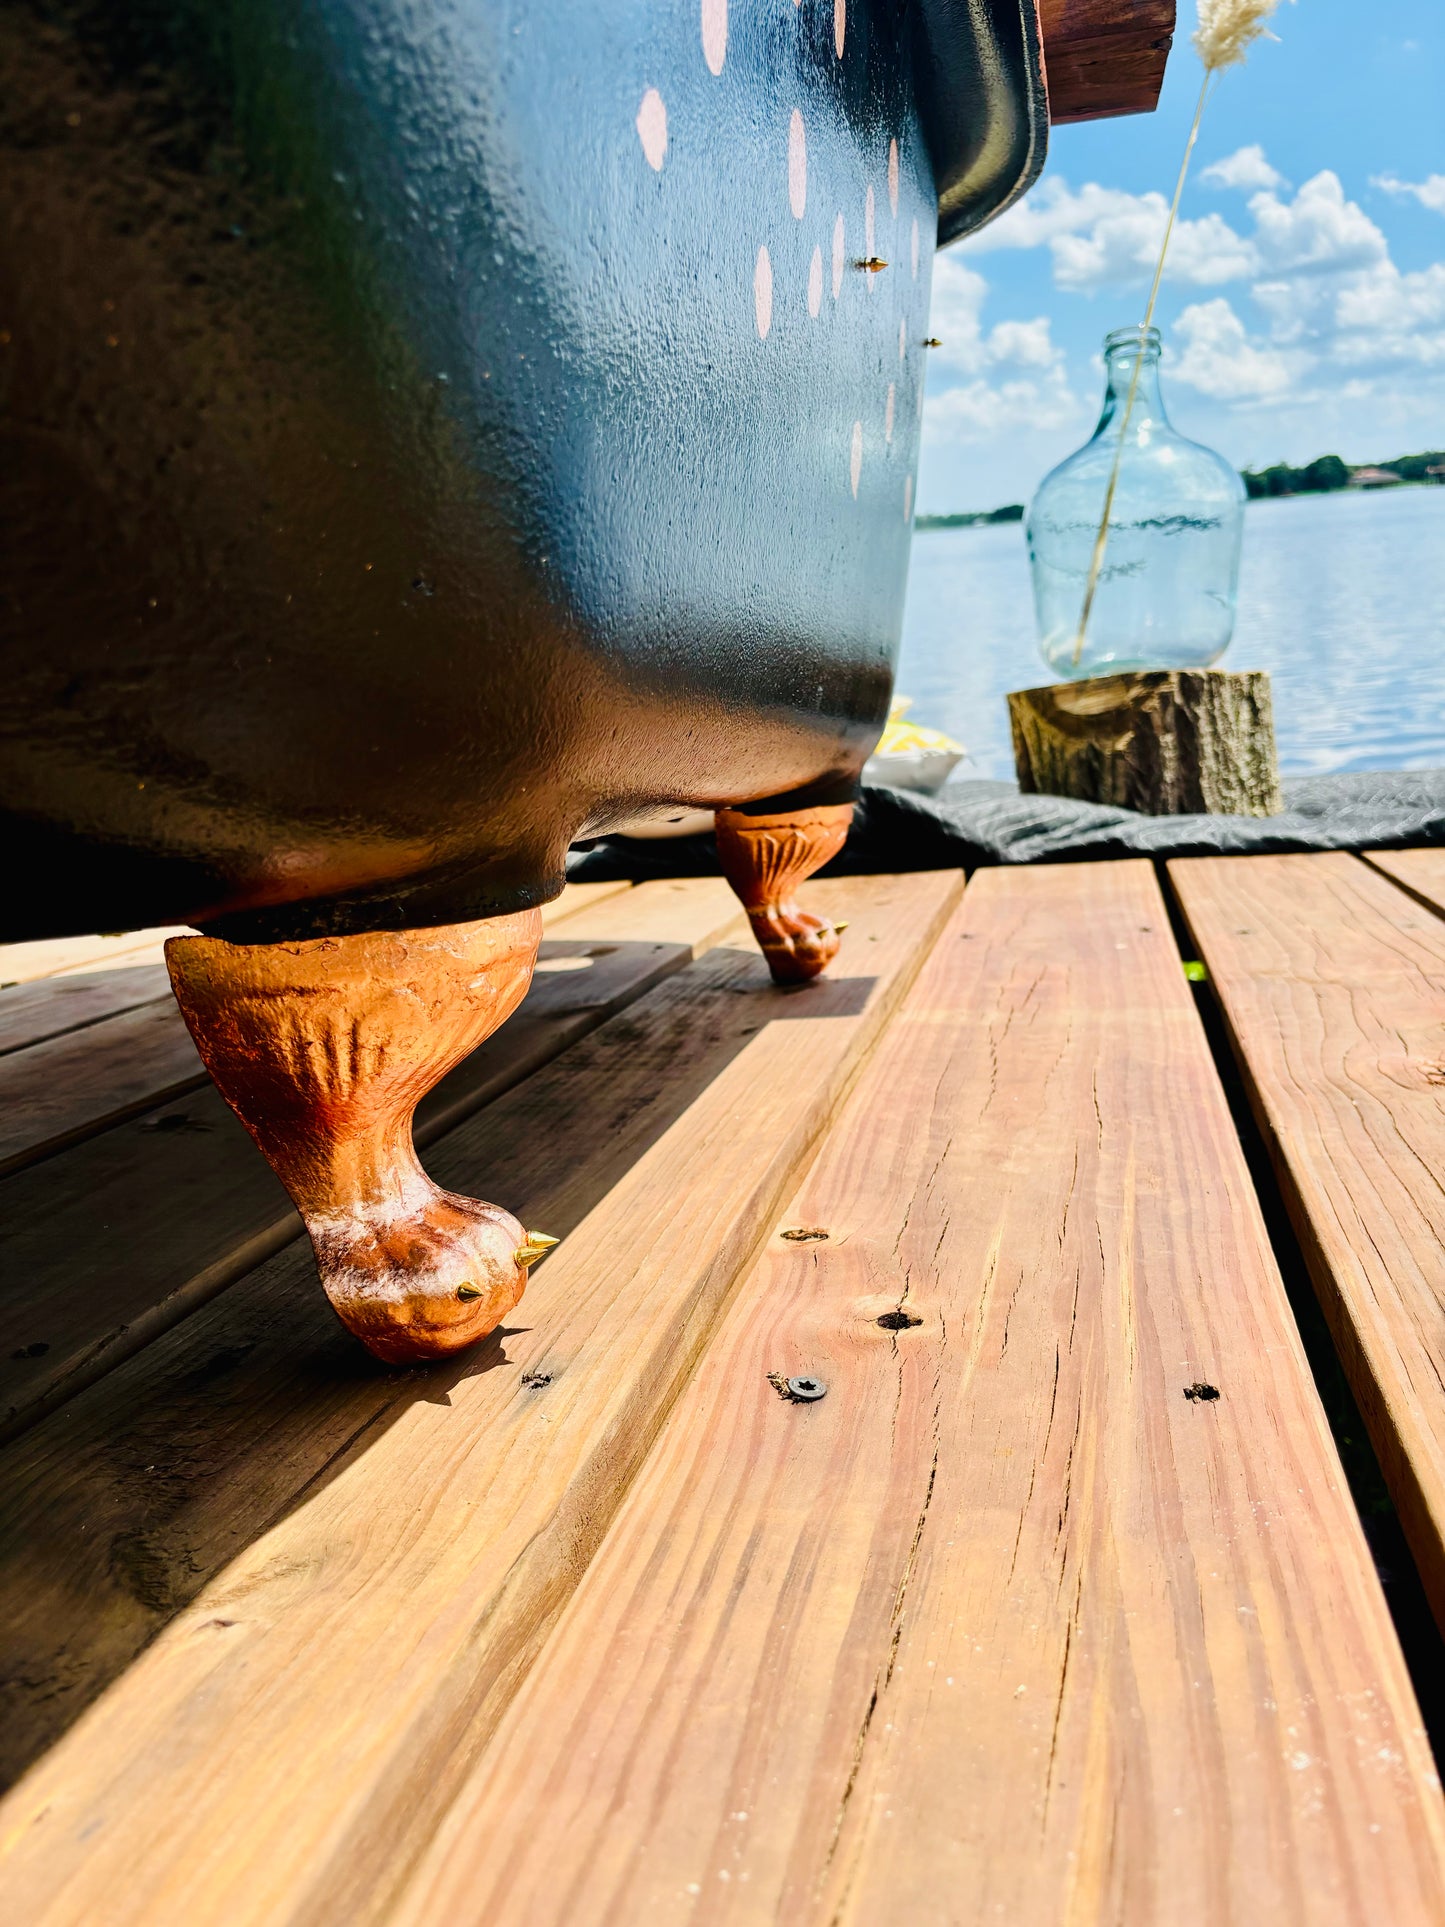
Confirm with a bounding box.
[1427,464,1445,484]
[1349,465,1403,488]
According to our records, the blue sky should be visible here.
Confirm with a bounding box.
[918,0,1445,511]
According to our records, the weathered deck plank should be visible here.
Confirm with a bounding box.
[1362,848,1445,919]
[0,882,629,995]
[0,882,643,1178]
[539,874,730,955]
[1172,851,1445,1627]
[0,965,173,1059]
[538,878,634,926]
[0,878,741,1443]
[0,928,191,987]
[0,1000,208,1178]
[395,861,1445,1927]
[0,872,960,1926]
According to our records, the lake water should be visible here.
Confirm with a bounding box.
[897,486,1445,782]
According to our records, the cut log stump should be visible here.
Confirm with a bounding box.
[1008,668,1283,816]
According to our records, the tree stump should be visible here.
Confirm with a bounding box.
[1008,669,1283,817]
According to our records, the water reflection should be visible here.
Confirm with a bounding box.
[898,487,1445,780]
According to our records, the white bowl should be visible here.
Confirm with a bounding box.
[604,806,718,841]
[862,748,964,795]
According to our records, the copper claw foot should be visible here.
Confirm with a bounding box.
[714,801,854,985]
[165,913,555,1364]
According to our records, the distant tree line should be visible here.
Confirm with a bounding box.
[914,503,1025,529]
[1241,450,1445,498]
[917,452,1445,525]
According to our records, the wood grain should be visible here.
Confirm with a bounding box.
[1008,669,1283,817]
[0,879,745,1442]
[0,896,628,1064]
[0,872,960,1927]
[0,1001,208,1178]
[1172,852,1445,1627]
[1038,0,1175,124]
[396,861,1445,1927]
[0,886,652,1180]
[538,880,633,927]
[544,875,738,956]
[0,884,624,997]
[1363,848,1445,919]
[0,965,172,1059]
[0,928,192,986]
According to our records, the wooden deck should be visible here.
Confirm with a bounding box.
[2,855,1445,1923]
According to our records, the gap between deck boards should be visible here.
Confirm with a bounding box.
[0,871,959,1927]
[1171,851,1445,1638]
[387,860,1445,1927]
[7,860,1445,1925]
[0,881,634,998]
[0,881,638,1174]
[0,879,739,1444]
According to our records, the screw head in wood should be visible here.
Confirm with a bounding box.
[786,1376,827,1402]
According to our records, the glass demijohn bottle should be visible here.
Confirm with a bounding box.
[1025,326,1246,680]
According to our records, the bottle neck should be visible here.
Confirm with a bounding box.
[1095,351,1168,439]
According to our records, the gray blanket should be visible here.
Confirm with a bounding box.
[567,769,1445,881]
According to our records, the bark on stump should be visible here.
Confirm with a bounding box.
[1008,669,1283,817]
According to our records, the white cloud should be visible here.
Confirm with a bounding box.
[1056,207,1255,292]
[923,256,990,371]
[927,174,1411,434]
[964,179,1147,254]
[926,256,1069,377]
[1200,145,1285,193]
[1171,244,1445,413]
[1335,260,1445,334]
[923,371,1078,441]
[1237,175,1445,377]
[1244,258,1445,381]
[922,257,1079,443]
[919,159,1445,499]
[1332,261,1445,368]
[1171,298,1300,400]
[987,318,1057,368]
[1247,172,1387,278]
[961,170,1388,300]
[1373,173,1445,215]
[964,180,1253,291]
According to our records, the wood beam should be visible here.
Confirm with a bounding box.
[1039,0,1176,124]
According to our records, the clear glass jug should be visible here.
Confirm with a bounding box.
[1026,326,1246,680]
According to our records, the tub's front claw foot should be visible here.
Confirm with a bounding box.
[165,910,551,1362]
[311,1191,560,1365]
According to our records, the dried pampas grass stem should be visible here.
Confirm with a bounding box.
[1071,0,1286,667]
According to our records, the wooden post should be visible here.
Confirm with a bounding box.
[1008,668,1283,817]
